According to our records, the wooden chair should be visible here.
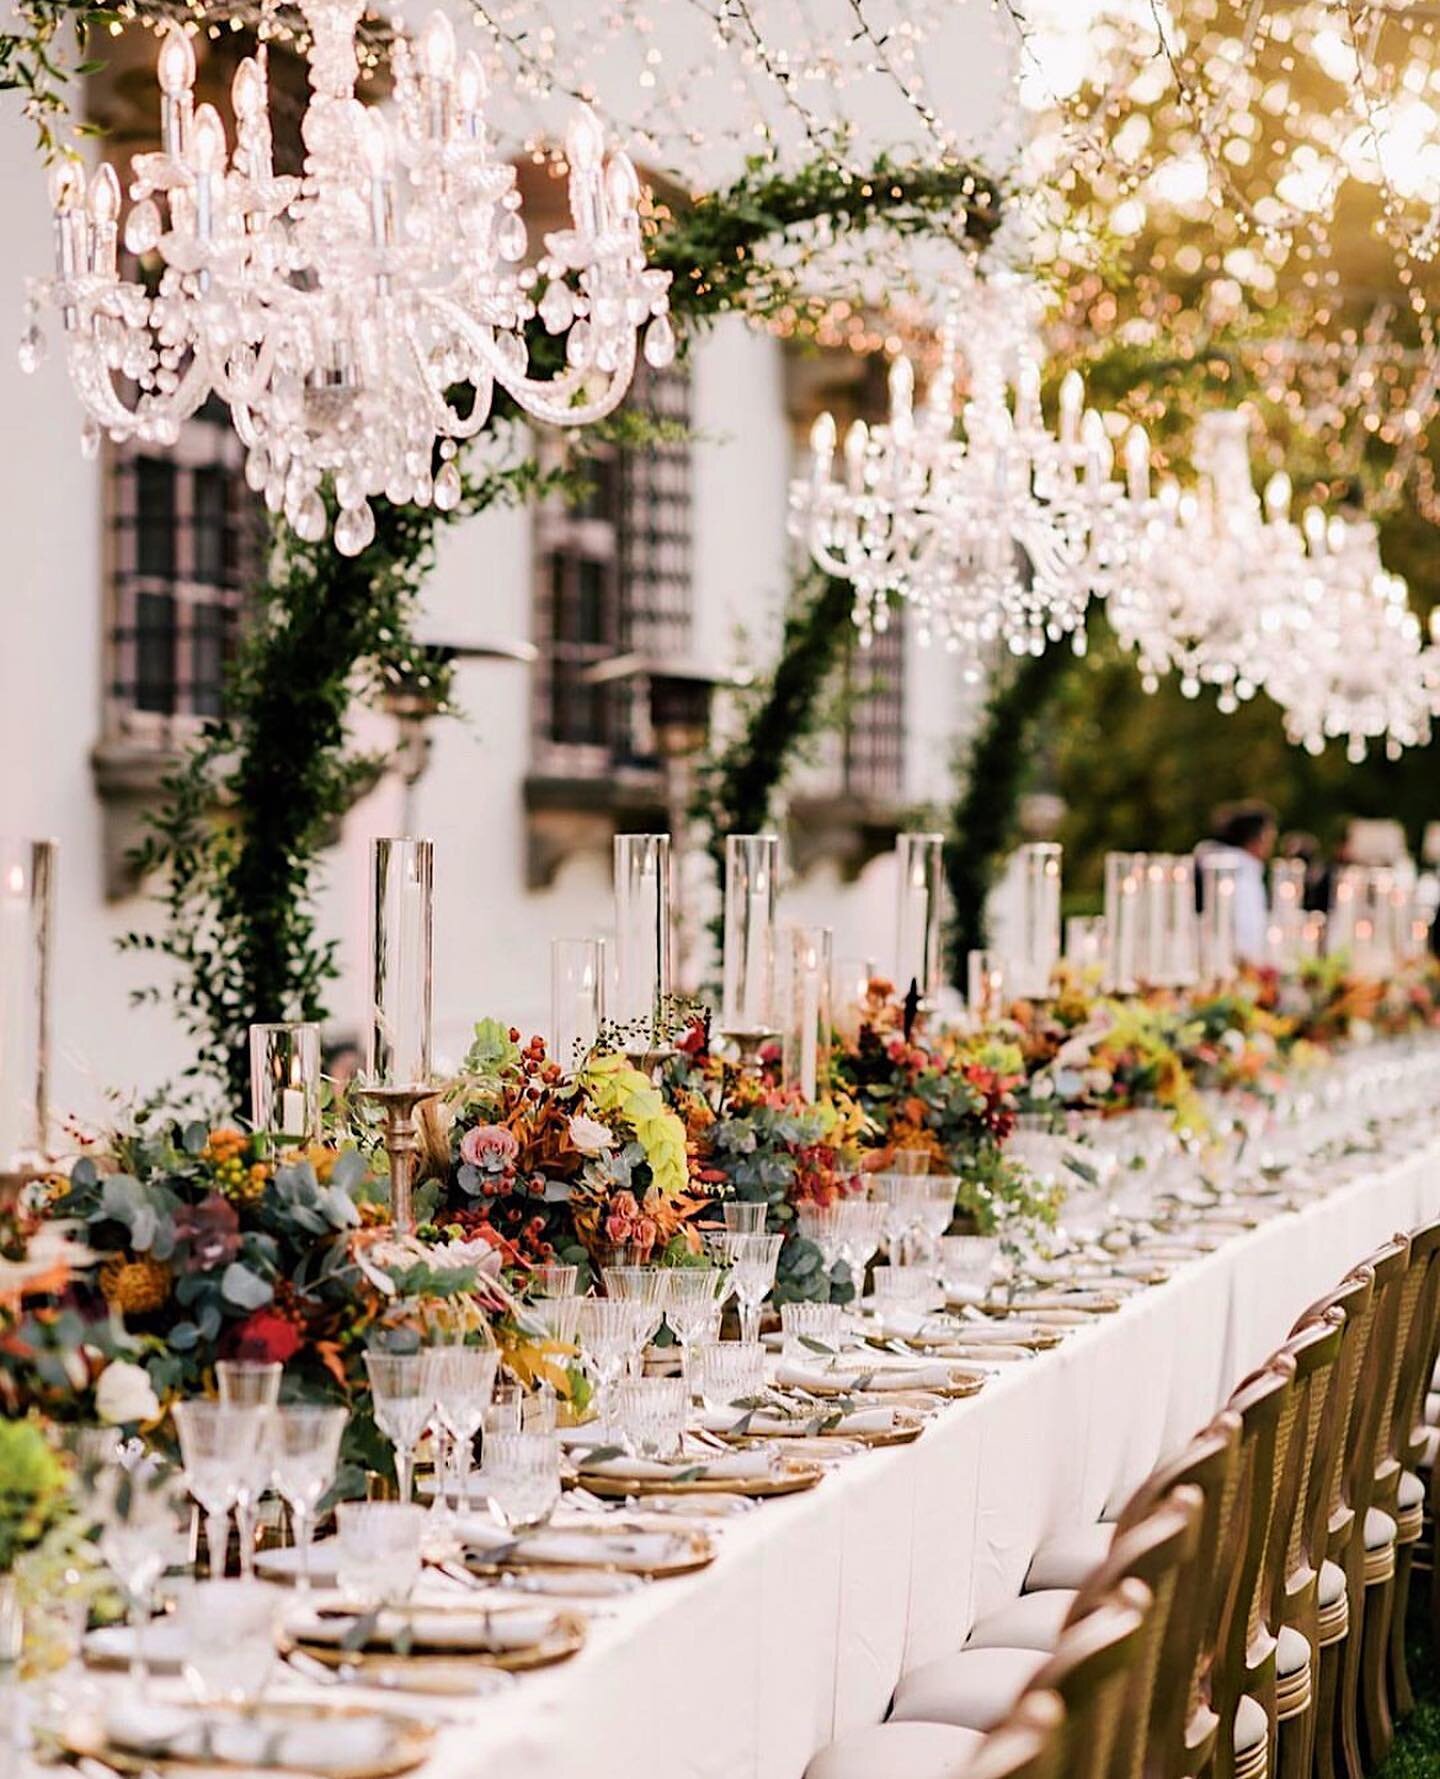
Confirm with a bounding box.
[1211,1359,1296,1779]
[1388,1223,1440,1722]
[1331,1237,1409,1779]
[890,1492,1201,1768]
[805,1594,1151,1779]
[964,1693,1067,1779]
[1287,1270,1374,1779]
[1267,1312,1345,1779]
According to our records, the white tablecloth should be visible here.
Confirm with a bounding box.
[375,1130,1440,1779]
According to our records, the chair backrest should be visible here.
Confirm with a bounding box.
[1105,1416,1241,1775]
[1211,1360,1294,1734]
[1033,1581,1152,1779]
[1294,1266,1374,1557]
[1272,1310,1345,1624]
[1345,1236,1410,1524]
[965,1691,1067,1779]
[1392,1217,1440,1473]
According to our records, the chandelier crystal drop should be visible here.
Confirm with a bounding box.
[1105,411,1311,713]
[787,287,1142,679]
[21,2,673,553]
[1265,516,1438,763]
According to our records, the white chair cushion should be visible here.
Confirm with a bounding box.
[805,1722,988,1779]
[891,1647,1050,1732]
[1235,1693,1269,1755]
[1277,1624,1311,1678]
[965,1589,1077,1652]
[1418,1426,1440,1470]
[1425,1388,1440,1428]
[1399,1469,1425,1511]
[1365,1506,1397,1550]
[1319,1559,1346,1609]
[1024,1523,1114,1593]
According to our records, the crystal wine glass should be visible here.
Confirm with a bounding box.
[363,1350,436,1505]
[576,1297,639,1439]
[270,1404,347,1591]
[215,1365,281,1577]
[661,1266,727,1398]
[602,1265,668,1373]
[870,1174,926,1265]
[427,1346,500,1514]
[721,1201,768,1235]
[215,1359,283,1407]
[172,1399,268,1581]
[728,1232,783,1345]
[835,1199,887,1294]
[72,1434,189,1695]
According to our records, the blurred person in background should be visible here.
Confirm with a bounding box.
[1196,800,1278,963]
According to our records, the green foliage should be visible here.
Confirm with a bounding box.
[0,1417,69,1572]
[648,152,1002,327]
[121,436,575,1107]
[697,572,854,915]
[945,639,1082,975]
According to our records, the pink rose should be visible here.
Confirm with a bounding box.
[459,1124,520,1170]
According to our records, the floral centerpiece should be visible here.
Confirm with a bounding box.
[419,1020,707,1282]
[660,1018,873,1303]
[832,983,1060,1238]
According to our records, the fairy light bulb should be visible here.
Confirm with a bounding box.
[1263,471,1292,522]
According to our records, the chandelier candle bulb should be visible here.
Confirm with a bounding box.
[1124,426,1150,504]
[1058,369,1084,448]
[894,833,944,1009]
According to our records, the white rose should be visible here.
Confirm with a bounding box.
[569,1113,616,1156]
[95,1359,160,1427]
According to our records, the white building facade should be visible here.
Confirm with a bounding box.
[0,8,1014,1121]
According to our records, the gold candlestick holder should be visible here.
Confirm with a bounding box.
[722,1028,775,1078]
[355,1085,439,1236]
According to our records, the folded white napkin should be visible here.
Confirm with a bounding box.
[774,1360,957,1393]
[872,1308,965,1342]
[455,1518,682,1570]
[105,1702,398,1772]
[286,1601,557,1653]
[578,1448,781,1482]
[699,1404,895,1437]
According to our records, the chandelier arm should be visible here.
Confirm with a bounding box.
[68,333,214,438]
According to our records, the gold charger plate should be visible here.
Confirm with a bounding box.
[280,1605,586,1675]
[57,1701,434,1779]
[719,1409,925,1450]
[574,1457,824,1499]
[463,1525,714,1581]
[794,1368,984,1401]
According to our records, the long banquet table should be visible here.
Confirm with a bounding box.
[352,1126,1440,1779]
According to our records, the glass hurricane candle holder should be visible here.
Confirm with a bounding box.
[894,832,944,1009]
[720,833,778,1060]
[1014,843,1061,999]
[1165,856,1199,986]
[1102,852,1144,993]
[1064,916,1107,976]
[550,937,606,1074]
[248,1022,320,1143]
[1198,854,1240,984]
[0,837,55,1172]
[359,837,436,1234]
[612,833,672,1060]
[780,924,832,1102]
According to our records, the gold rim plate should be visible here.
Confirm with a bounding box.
[574,1458,824,1498]
[464,1527,714,1581]
[279,1608,586,1674]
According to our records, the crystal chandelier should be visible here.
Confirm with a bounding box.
[21,1,674,554]
[1106,410,1310,713]
[787,287,1139,678]
[1265,515,1437,762]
